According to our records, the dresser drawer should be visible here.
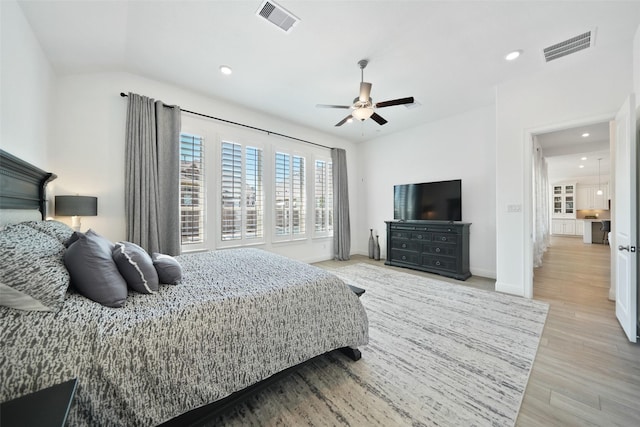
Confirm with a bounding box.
[422,255,457,271]
[390,230,411,239]
[390,250,419,264]
[411,231,431,241]
[423,244,457,257]
[432,233,458,244]
[391,240,419,251]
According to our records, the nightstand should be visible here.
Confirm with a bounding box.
[1,378,78,427]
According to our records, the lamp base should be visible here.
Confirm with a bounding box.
[71,216,82,232]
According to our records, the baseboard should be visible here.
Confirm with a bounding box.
[469,267,496,280]
[495,281,526,297]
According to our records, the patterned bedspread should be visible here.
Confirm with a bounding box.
[0,248,368,426]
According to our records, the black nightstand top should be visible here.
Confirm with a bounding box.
[1,378,78,427]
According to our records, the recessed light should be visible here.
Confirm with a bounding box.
[505,50,522,61]
[579,165,585,168]
[581,157,587,160]
[219,65,232,75]
[582,132,590,137]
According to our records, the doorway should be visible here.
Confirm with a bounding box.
[525,116,614,300]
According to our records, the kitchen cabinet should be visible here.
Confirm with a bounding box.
[576,184,609,210]
[552,219,576,235]
[552,183,576,218]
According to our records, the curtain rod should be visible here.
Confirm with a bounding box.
[119,92,332,150]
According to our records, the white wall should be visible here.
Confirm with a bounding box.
[357,105,497,278]
[0,0,55,169]
[496,42,634,297]
[48,72,358,262]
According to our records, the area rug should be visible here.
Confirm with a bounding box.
[209,263,549,427]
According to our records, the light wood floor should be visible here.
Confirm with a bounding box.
[519,236,640,427]
[315,237,640,426]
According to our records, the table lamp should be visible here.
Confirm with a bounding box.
[55,195,98,231]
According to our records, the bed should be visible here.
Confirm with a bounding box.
[0,149,369,426]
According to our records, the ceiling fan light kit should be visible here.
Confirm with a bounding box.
[316,59,415,127]
[352,107,374,121]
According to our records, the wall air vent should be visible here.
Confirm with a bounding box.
[543,30,595,62]
[256,1,300,33]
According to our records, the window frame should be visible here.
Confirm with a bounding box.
[217,134,267,249]
[178,131,208,253]
[313,155,334,238]
[272,149,309,243]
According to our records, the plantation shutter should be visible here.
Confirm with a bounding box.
[179,133,205,245]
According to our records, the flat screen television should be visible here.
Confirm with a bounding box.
[394,179,462,222]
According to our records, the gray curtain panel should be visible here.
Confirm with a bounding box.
[125,93,181,255]
[331,148,351,260]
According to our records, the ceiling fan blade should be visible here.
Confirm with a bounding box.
[375,96,415,108]
[370,112,388,126]
[359,82,372,102]
[335,115,353,127]
[316,104,350,109]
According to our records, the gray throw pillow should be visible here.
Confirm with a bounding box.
[64,230,128,308]
[152,253,183,285]
[112,242,159,294]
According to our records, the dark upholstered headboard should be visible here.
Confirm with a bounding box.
[0,149,57,219]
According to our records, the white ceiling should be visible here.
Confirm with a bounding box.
[16,1,640,143]
[537,121,611,182]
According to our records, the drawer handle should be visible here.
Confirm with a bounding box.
[441,237,447,241]
[417,234,423,239]
[435,261,441,266]
[401,243,407,248]
[401,255,407,260]
[435,247,441,253]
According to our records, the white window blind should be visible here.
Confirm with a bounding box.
[221,141,264,242]
[275,152,305,237]
[179,133,205,245]
[314,160,333,234]
[275,152,290,236]
[221,142,242,240]
[245,146,263,239]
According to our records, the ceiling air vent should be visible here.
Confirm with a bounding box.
[543,30,595,62]
[256,1,300,33]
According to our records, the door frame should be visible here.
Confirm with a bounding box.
[522,112,615,299]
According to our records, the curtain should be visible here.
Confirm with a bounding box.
[532,140,550,268]
[331,148,351,260]
[125,93,181,255]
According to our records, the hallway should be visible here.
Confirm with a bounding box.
[518,236,640,426]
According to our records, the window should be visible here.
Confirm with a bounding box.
[275,152,305,237]
[179,133,205,245]
[314,159,333,234]
[245,146,264,239]
[221,141,264,241]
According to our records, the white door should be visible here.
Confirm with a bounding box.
[614,94,637,343]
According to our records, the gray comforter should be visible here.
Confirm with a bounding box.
[0,248,368,426]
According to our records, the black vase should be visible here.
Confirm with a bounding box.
[374,235,381,261]
[368,229,375,259]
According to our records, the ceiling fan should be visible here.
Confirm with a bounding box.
[316,59,415,127]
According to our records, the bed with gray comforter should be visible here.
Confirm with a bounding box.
[0,221,368,426]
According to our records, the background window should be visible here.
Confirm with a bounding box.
[275,152,306,237]
[180,133,205,245]
[314,159,333,234]
[221,141,264,241]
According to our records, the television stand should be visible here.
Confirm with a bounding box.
[385,220,471,280]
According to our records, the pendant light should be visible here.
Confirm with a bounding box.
[596,158,603,196]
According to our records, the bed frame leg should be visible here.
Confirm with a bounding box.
[338,346,361,361]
